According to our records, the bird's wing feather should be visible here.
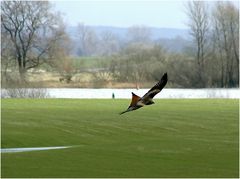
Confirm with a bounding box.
[142,73,168,100]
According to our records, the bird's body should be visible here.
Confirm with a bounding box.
[120,73,168,115]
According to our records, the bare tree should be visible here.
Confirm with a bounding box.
[185,1,209,87]
[127,25,152,44]
[1,1,68,81]
[77,23,98,56]
[212,2,239,87]
[98,31,120,56]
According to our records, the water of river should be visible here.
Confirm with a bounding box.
[1,88,239,99]
[47,88,239,99]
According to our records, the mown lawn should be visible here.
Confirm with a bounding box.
[1,99,239,178]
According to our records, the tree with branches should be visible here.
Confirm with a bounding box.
[185,1,209,87]
[1,1,68,81]
[212,2,239,87]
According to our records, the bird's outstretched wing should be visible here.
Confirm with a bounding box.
[142,73,168,100]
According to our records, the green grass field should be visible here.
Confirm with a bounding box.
[1,99,239,178]
[72,56,111,69]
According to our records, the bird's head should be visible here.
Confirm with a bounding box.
[119,106,134,115]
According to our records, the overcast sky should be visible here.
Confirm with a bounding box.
[52,0,239,29]
[52,1,189,28]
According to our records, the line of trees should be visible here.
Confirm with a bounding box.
[108,1,239,88]
[211,2,239,87]
[1,1,239,88]
[75,23,123,56]
[186,1,239,87]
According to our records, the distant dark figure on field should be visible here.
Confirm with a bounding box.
[120,73,168,115]
[112,92,115,99]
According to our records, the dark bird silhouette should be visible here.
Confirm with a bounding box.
[120,73,168,115]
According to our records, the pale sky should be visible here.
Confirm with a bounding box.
[52,0,239,29]
[52,0,188,28]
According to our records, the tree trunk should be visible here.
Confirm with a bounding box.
[19,66,27,82]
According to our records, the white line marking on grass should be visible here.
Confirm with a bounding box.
[1,146,73,153]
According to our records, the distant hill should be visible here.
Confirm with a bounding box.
[67,25,190,40]
[66,25,191,55]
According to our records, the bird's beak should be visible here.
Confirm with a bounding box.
[119,110,128,115]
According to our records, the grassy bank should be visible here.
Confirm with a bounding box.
[1,99,239,177]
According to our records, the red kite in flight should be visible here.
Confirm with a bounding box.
[120,73,168,115]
